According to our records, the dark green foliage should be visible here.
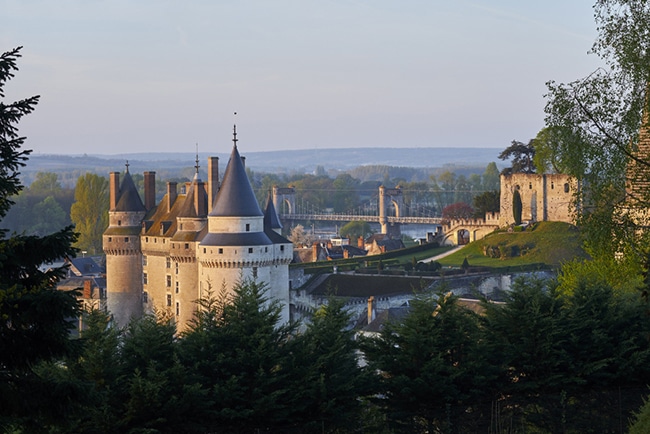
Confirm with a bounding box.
[499,139,536,174]
[472,190,500,218]
[0,47,81,432]
[512,188,522,225]
[360,291,497,433]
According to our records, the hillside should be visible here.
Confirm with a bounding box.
[437,221,588,269]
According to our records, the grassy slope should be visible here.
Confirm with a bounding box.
[436,221,588,269]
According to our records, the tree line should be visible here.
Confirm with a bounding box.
[4,276,650,433]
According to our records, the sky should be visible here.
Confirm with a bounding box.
[1,0,602,155]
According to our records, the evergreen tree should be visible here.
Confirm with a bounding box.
[179,278,299,433]
[360,291,496,433]
[512,188,522,225]
[0,46,80,432]
[292,298,371,432]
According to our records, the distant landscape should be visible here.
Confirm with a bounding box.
[24,147,503,185]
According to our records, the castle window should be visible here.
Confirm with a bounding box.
[143,291,148,303]
[108,237,112,242]
[166,294,172,307]
[166,275,171,287]
[124,237,129,242]
[564,183,570,193]
[280,245,285,252]
[175,301,180,316]
[142,255,147,266]
[265,247,268,253]
[143,273,148,285]
[180,224,183,230]
[246,223,250,232]
[218,248,223,254]
[175,263,179,275]
[146,237,149,242]
[529,182,532,189]
[248,248,253,254]
[551,182,555,189]
[253,267,258,279]
[166,257,171,268]
[184,243,189,249]
[118,220,121,226]
[175,281,179,294]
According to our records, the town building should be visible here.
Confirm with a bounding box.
[103,128,293,331]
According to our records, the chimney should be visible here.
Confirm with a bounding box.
[368,296,375,325]
[109,172,120,210]
[195,181,207,216]
[144,171,156,211]
[167,182,177,212]
[208,156,219,213]
[358,236,364,249]
[312,242,319,262]
[83,280,92,299]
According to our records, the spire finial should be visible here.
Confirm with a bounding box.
[233,112,238,148]
[195,143,200,174]
[125,160,130,173]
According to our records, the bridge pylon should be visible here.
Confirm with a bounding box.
[379,185,403,236]
[273,186,296,215]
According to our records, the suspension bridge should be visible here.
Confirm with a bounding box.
[272,185,501,245]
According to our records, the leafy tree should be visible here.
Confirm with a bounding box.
[288,223,310,247]
[482,162,501,191]
[339,220,372,241]
[472,190,500,218]
[441,202,473,220]
[512,189,523,225]
[70,172,108,254]
[0,46,80,432]
[498,139,536,174]
[29,171,62,195]
[542,0,650,266]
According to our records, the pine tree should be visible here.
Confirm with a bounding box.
[512,188,523,225]
[0,46,80,431]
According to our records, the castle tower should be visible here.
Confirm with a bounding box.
[197,127,291,322]
[103,164,146,327]
[263,193,293,320]
[168,161,208,331]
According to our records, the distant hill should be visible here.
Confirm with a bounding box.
[27,147,502,174]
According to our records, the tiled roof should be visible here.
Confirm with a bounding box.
[210,145,263,217]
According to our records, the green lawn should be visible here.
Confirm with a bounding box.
[437,221,588,269]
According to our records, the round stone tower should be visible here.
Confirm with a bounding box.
[103,166,146,327]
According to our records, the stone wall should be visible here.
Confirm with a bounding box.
[499,173,576,227]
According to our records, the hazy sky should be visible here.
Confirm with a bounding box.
[1,0,602,155]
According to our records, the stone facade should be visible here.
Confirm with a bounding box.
[499,173,576,227]
[103,135,293,331]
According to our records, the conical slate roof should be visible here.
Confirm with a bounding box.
[210,145,263,217]
[263,193,283,230]
[115,171,145,212]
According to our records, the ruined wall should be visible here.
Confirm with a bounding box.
[499,173,576,227]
